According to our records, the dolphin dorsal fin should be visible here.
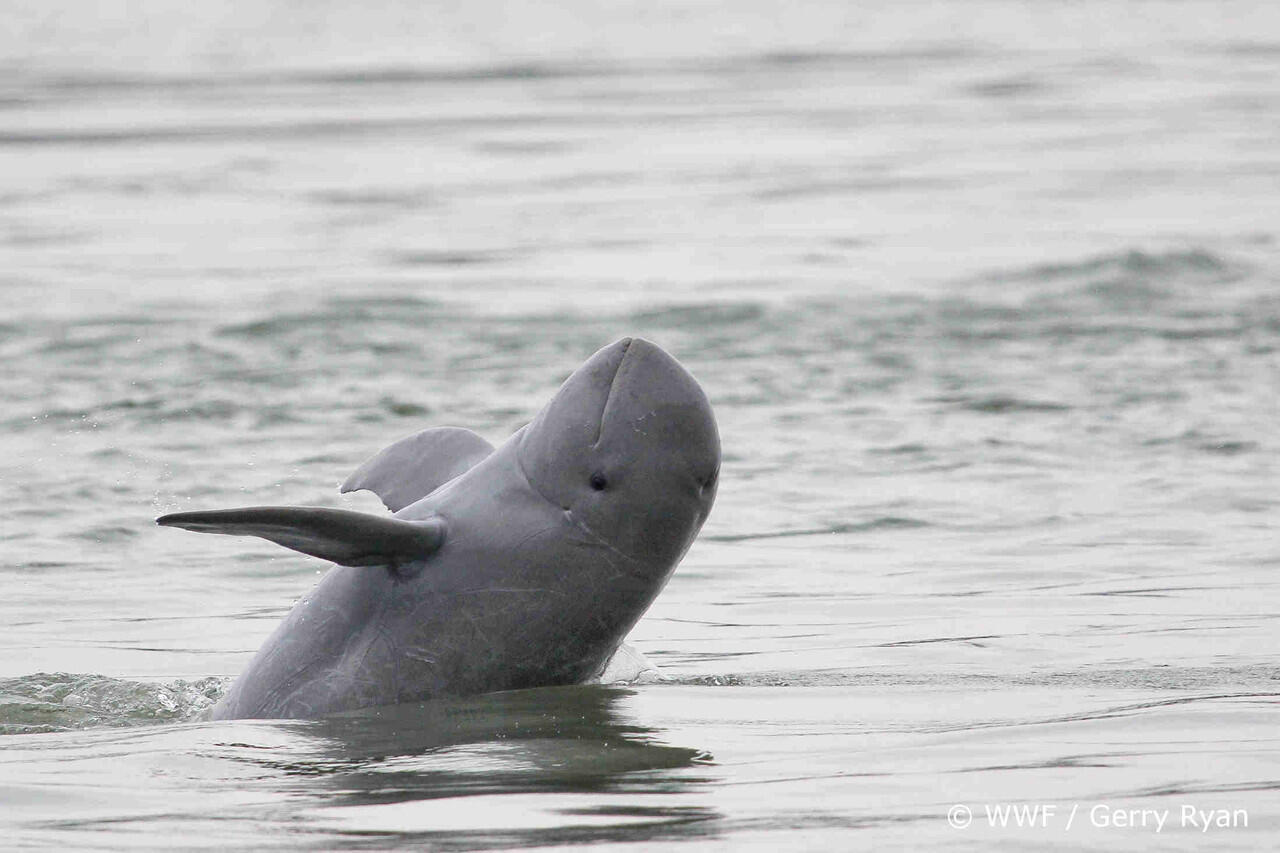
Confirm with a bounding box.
[341,427,495,512]
[157,506,445,569]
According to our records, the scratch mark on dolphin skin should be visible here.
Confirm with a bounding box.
[461,610,494,649]
[509,524,561,553]
[352,625,395,684]
[564,509,648,575]
[259,657,328,717]
[630,408,656,436]
[511,436,648,573]
[251,599,355,713]
[401,647,438,667]
[459,587,565,596]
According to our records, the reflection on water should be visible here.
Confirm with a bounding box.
[272,685,714,795]
[283,686,719,845]
[0,684,720,848]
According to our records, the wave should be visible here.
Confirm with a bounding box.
[704,517,927,543]
[0,673,227,735]
[674,664,1280,692]
[1001,248,1238,284]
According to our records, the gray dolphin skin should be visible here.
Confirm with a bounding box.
[157,338,720,720]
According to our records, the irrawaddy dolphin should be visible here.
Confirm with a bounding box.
[158,337,720,720]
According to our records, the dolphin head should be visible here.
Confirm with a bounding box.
[518,337,720,572]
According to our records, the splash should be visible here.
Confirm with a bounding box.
[0,673,228,735]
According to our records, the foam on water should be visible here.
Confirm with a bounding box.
[0,673,227,734]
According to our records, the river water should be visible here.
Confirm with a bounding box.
[2,1,1279,849]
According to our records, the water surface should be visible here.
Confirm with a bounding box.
[2,1,1279,848]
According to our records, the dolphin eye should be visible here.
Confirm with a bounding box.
[589,472,608,491]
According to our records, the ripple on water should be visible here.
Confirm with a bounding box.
[704,517,929,543]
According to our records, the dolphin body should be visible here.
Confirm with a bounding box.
[158,338,720,720]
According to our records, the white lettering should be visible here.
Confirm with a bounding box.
[986,803,1055,828]
[1090,805,1168,831]
[967,802,1248,834]
[1182,806,1248,832]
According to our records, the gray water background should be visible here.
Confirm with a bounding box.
[2,0,1280,848]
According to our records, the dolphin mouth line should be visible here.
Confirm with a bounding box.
[562,508,650,577]
[512,338,654,577]
[512,438,649,577]
[514,445,649,577]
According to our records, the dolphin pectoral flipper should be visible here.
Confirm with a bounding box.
[341,426,495,512]
[156,506,446,567]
